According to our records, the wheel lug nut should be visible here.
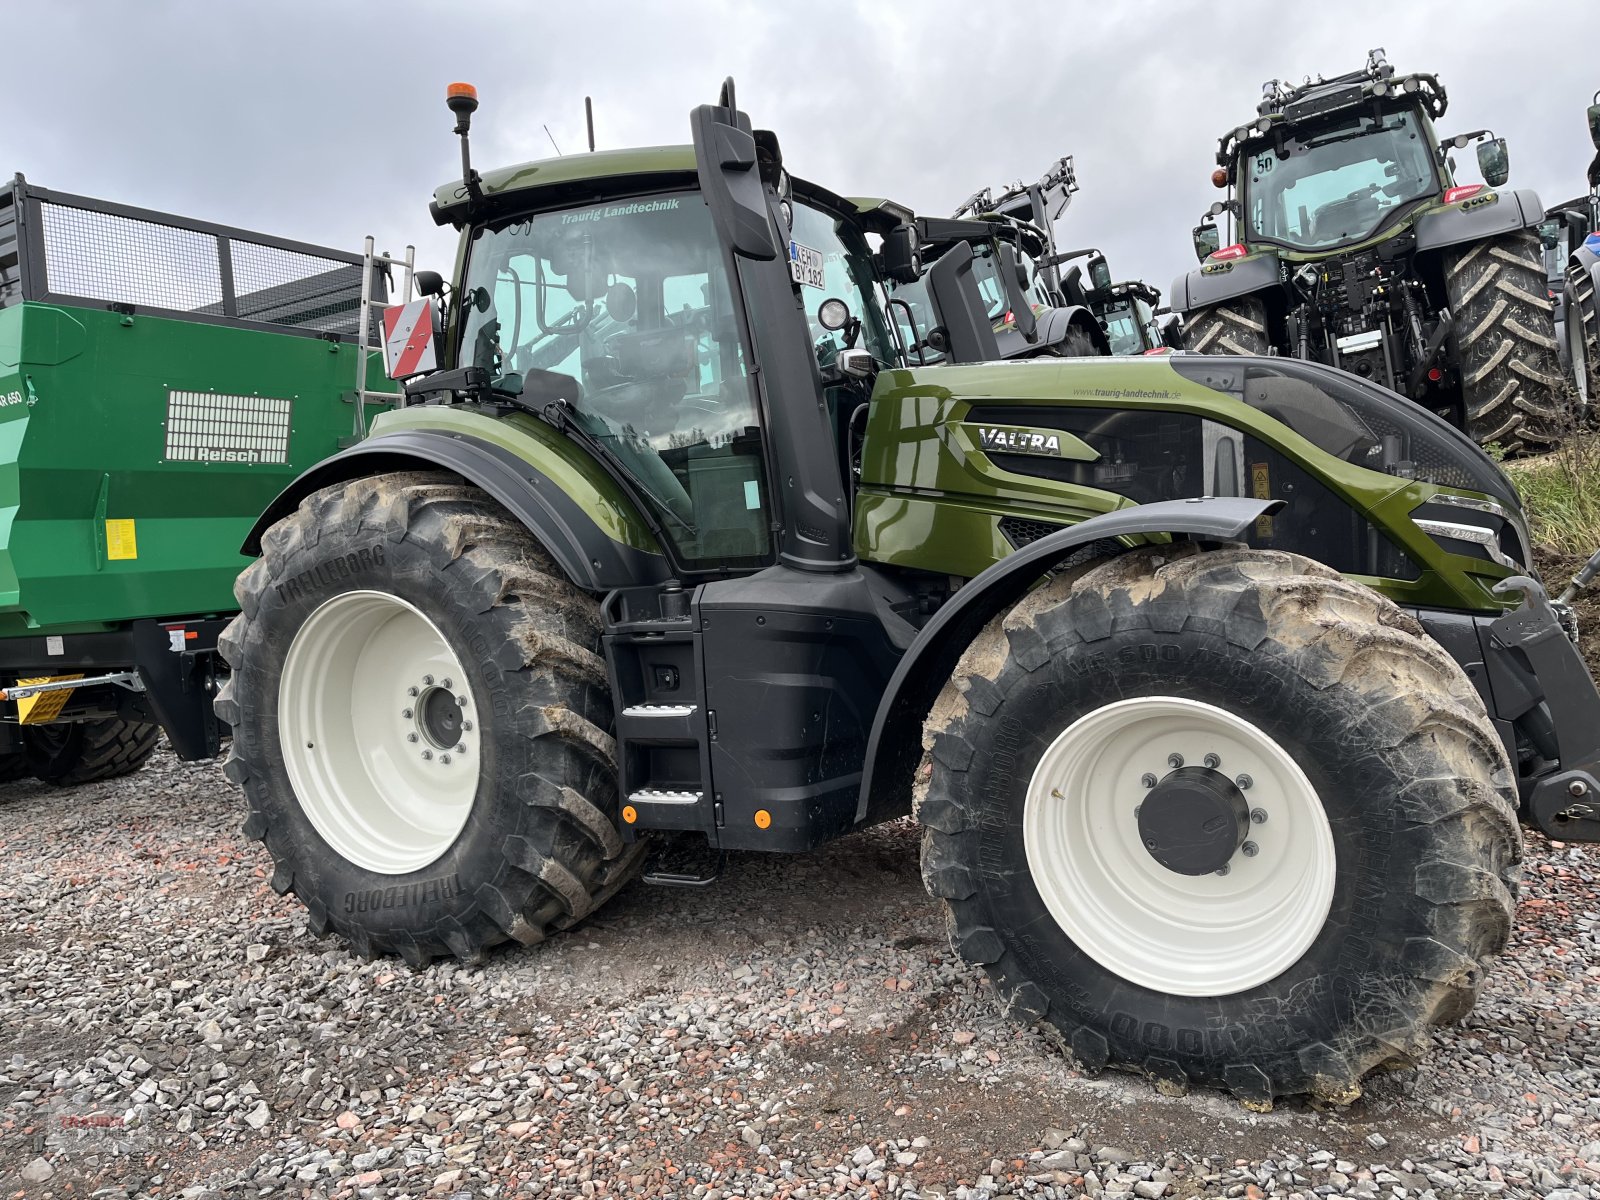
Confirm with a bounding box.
[455,743,466,754]
[422,674,435,686]
[456,694,469,708]
[421,749,433,761]
[407,686,420,697]
[440,754,451,765]
[441,678,453,689]
[1241,841,1259,857]
[1214,864,1230,876]
[406,733,419,743]
[1168,752,1184,769]
[1236,773,1253,791]
[462,720,473,732]
[402,708,413,719]
[1141,773,1158,789]
[1250,807,1268,824]
[1203,752,1221,769]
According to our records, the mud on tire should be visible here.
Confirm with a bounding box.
[1184,297,1271,356]
[1447,229,1569,453]
[25,718,161,786]
[916,545,1521,1106]
[215,471,645,965]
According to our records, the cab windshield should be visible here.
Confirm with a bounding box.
[458,189,770,567]
[969,240,1052,322]
[1244,107,1437,251]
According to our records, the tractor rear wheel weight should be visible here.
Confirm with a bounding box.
[916,545,1521,1105]
[1184,297,1271,357]
[24,719,161,787]
[215,471,644,965]
[1447,229,1570,453]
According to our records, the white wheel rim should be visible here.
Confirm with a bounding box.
[279,590,481,875]
[1023,696,1335,997]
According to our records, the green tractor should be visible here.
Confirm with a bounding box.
[1174,49,1569,454]
[0,175,396,785]
[220,81,1600,1107]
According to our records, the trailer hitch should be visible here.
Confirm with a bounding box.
[1492,576,1600,841]
[0,670,144,701]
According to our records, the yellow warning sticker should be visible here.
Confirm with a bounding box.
[106,519,138,561]
[15,675,83,724]
[1250,463,1274,539]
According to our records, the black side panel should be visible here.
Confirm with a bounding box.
[927,241,1001,364]
[698,567,904,851]
[241,430,669,592]
[856,497,1278,825]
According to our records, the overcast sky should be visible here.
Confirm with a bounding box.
[8,1,1599,303]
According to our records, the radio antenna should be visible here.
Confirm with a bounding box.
[585,96,596,152]
[543,124,563,155]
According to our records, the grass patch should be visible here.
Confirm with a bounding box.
[1504,433,1600,556]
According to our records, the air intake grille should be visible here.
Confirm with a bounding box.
[998,516,1066,549]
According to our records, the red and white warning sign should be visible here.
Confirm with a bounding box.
[381,299,438,379]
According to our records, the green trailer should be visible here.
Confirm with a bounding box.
[0,175,396,784]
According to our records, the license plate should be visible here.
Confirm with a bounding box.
[789,240,826,290]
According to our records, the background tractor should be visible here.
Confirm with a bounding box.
[219,81,1600,1108]
[1544,91,1600,413]
[0,175,396,785]
[885,159,1108,362]
[1173,50,1569,454]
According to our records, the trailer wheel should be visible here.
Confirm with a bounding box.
[1184,297,1271,356]
[1447,229,1569,453]
[0,751,30,784]
[215,472,644,965]
[24,719,161,786]
[917,545,1520,1106]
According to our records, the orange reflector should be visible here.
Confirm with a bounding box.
[1211,168,1229,188]
[753,809,772,830]
[447,81,478,102]
[621,805,638,825]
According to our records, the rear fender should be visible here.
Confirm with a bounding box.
[854,496,1279,825]
[1170,254,1279,313]
[242,429,668,591]
[1037,305,1111,355]
[1413,187,1543,254]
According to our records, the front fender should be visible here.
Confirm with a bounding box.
[854,496,1279,825]
[242,424,668,592]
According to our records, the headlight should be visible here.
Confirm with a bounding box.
[1412,493,1531,570]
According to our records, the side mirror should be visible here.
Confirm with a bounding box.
[1193,223,1222,262]
[1588,95,1600,151]
[882,223,922,284]
[1476,137,1510,188]
[689,80,780,261]
[995,242,1039,344]
[415,270,445,298]
[1087,254,1112,293]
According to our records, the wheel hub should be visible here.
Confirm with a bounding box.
[1137,766,1250,876]
[417,685,464,750]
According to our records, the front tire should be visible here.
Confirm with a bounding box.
[1446,229,1569,453]
[215,472,645,965]
[917,546,1520,1106]
[1568,259,1598,418]
[1184,297,1271,356]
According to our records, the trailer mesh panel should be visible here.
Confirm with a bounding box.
[34,197,368,336]
[163,391,293,465]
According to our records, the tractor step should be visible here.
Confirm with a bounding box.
[641,838,726,888]
[628,788,702,805]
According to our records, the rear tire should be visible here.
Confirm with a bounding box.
[215,471,645,965]
[1568,260,1598,418]
[1446,229,1569,454]
[1042,325,1102,358]
[24,719,161,786]
[917,545,1520,1106]
[1184,297,1271,356]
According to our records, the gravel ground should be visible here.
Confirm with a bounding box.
[2,751,1598,1200]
